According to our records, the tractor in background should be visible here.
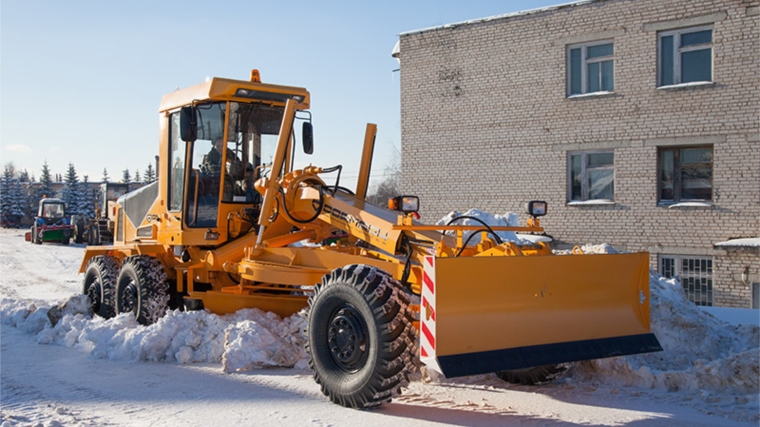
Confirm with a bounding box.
[25,198,75,245]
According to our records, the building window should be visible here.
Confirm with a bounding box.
[568,152,614,201]
[568,41,614,96]
[753,283,759,309]
[659,255,713,306]
[658,26,712,86]
[658,145,712,203]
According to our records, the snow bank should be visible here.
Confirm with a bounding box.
[0,297,308,373]
[569,260,759,396]
[554,243,620,254]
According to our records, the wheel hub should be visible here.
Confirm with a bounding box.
[86,281,101,312]
[122,282,138,313]
[327,306,367,371]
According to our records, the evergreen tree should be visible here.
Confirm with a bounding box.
[18,169,30,182]
[38,161,54,198]
[102,168,110,183]
[1,167,25,220]
[3,162,16,178]
[76,181,95,217]
[122,169,132,184]
[144,163,156,183]
[11,178,27,218]
[134,169,142,183]
[29,161,55,218]
[79,175,96,217]
[61,163,94,216]
[23,181,35,219]
[61,163,79,210]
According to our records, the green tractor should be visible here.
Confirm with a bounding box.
[25,198,76,245]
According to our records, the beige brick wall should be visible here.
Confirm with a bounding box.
[398,0,760,307]
[713,249,759,307]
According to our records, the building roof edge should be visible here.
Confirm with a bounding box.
[399,0,598,37]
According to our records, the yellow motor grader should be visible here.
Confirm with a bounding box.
[79,70,661,408]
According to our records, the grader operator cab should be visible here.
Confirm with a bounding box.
[79,70,661,409]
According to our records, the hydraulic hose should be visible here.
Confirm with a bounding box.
[454,228,491,257]
[446,215,504,245]
[278,185,325,224]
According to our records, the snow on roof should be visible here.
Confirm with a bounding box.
[399,0,596,37]
[714,237,760,248]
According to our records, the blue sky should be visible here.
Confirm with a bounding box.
[1,0,563,188]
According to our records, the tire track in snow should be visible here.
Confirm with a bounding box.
[1,376,112,427]
[0,230,83,301]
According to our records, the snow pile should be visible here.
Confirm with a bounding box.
[0,297,308,373]
[437,208,522,244]
[570,260,759,396]
[554,243,620,254]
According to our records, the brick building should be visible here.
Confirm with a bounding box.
[395,0,759,308]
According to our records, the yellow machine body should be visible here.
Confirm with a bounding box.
[419,252,660,377]
[79,70,660,380]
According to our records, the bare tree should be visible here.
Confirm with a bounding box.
[367,146,401,206]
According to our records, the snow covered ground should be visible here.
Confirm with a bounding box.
[1,226,758,427]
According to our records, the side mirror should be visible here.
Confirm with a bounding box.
[180,106,197,142]
[302,122,314,155]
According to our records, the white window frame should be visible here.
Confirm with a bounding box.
[567,40,614,96]
[567,151,615,202]
[659,254,714,306]
[657,25,713,87]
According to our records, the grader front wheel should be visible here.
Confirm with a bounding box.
[307,264,417,409]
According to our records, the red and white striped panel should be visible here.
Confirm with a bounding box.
[419,255,442,374]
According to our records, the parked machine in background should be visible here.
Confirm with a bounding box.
[25,198,75,245]
[1,214,21,228]
[72,182,135,245]
[78,70,662,409]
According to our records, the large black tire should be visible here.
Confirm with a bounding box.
[496,364,567,386]
[74,224,84,244]
[61,236,70,245]
[87,223,100,246]
[116,256,171,325]
[307,264,417,409]
[32,224,41,244]
[82,256,119,319]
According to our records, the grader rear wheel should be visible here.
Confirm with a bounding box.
[82,256,119,319]
[307,264,417,409]
[116,256,171,325]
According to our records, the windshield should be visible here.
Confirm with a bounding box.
[224,102,285,203]
[42,203,65,218]
[183,101,289,228]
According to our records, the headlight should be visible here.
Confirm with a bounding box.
[525,200,548,217]
[389,196,420,214]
